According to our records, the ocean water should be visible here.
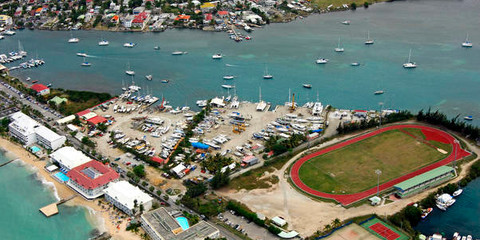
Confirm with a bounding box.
[0,151,96,240]
[415,178,480,237]
[1,0,480,124]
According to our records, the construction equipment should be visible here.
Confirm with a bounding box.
[232,122,246,134]
[290,93,296,112]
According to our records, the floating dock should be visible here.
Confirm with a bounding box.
[39,195,77,217]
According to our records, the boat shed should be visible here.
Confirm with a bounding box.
[394,166,456,198]
[56,115,75,125]
[242,155,259,167]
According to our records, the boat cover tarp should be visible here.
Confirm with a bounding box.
[191,142,209,149]
[311,129,323,133]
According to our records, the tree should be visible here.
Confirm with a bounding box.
[350,2,357,10]
[133,165,146,178]
[186,182,207,198]
[97,122,107,132]
[364,2,369,8]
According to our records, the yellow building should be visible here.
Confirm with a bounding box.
[0,15,13,26]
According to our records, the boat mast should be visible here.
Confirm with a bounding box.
[408,49,412,63]
[259,87,262,102]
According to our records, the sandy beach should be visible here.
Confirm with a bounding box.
[0,137,140,240]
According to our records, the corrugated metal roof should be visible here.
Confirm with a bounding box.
[394,166,454,190]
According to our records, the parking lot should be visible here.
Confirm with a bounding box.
[218,211,279,240]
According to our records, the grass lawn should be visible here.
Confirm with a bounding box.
[298,129,450,194]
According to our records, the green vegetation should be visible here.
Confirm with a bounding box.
[201,153,233,173]
[298,129,448,193]
[337,110,414,135]
[417,108,480,141]
[185,182,207,198]
[210,169,230,189]
[226,200,265,226]
[309,0,380,9]
[264,134,307,156]
[47,89,112,115]
[0,117,11,135]
[133,165,146,178]
[182,211,200,225]
[81,136,95,148]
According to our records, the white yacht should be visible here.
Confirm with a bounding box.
[98,40,109,46]
[351,62,360,66]
[341,20,350,25]
[223,75,235,80]
[374,90,384,95]
[145,75,153,81]
[76,52,88,57]
[335,38,344,52]
[436,193,456,211]
[453,189,463,197]
[403,49,417,68]
[81,58,91,67]
[172,51,185,55]
[125,62,135,75]
[365,31,374,45]
[3,30,15,36]
[212,53,223,59]
[123,42,136,48]
[316,58,329,64]
[303,84,312,89]
[462,34,473,48]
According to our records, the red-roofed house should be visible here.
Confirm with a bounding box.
[132,12,149,28]
[30,83,50,95]
[66,160,119,199]
[217,11,229,17]
[175,14,191,22]
[150,156,165,165]
[76,109,91,118]
[87,116,108,126]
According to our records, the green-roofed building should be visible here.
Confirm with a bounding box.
[49,96,68,106]
[394,166,456,198]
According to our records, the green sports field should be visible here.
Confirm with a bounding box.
[298,129,451,194]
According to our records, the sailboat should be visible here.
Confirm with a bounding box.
[68,32,79,43]
[403,49,417,68]
[256,87,267,111]
[263,65,273,79]
[125,62,135,75]
[223,65,235,80]
[98,38,109,46]
[365,31,374,45]
[81,57,91,67]
[334,38,344,52]
[462,33,473,48]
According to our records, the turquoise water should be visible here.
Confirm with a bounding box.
[0,151,97,240]
[1,0,480,124]
[415,178,480,237]
[176,216,190,230]
[54,171,70,182]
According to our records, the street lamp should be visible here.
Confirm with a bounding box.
[375,169,382,196]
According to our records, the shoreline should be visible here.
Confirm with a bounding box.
[0,137,140,240]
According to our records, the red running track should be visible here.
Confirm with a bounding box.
[290,124,471,206]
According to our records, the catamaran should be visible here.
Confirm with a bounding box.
[403,49,417,68]
[365,31,374,45]
[335,38,344,52]
[263,66,273,79]
[462,33,473,48]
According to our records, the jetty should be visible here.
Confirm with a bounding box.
[0,159,16,168]
[39,195,77,217]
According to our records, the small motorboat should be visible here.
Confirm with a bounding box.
[154,46,160,50]
[98,40,109,46]
[125,70,135,76]
[68,37,79,43]
[161,79,169,83]
[26,77,31,81]
[421,208,433,219]
[303,84,312,89]
[145,75,153,81]
[245,36,251,40]
[172,51,185,55]
[316,58,328,64]
[464,116,473,121]
[341,20,351,25]
[374,90,384,95]
[212,53,223,59]
[81,61,91,67]
[453,189,463,197]
[436,203,447,211]
[76,52,88,57]
[221,84,235,89]
[223,75,235,80]
[351,62,360,66]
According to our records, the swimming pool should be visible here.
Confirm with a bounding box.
[175,217,190,230]
[30,146,41,153]
[54,172,69,183]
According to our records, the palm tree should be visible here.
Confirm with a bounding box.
[323,224,332,232]
[332,218,341,228]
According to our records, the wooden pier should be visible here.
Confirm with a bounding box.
[39,195,77,217]
[0,159,16,168]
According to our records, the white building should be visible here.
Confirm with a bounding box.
[8,112,65,150]
[8,111,38,146]
[50,146,91,172]
[104,181,153,216]
[35,125,66,150]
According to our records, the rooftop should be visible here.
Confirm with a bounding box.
[34,125,64,142]
[394,166,455,190]
[9,111,38,135]
[87,115,107,125]
[142,208,219,240]
[50,146,91,170]
[67,160,119,189]
[30,83,49,92]
[104,181,152,210]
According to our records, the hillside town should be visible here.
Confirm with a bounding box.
[0,0,319,33]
